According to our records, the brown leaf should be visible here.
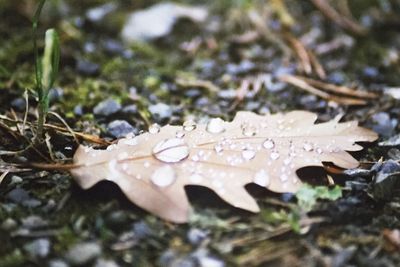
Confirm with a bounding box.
[70,111,377,223]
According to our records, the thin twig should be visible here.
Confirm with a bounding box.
[310,0,367,36]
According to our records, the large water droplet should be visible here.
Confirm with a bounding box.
[242,148,256,160]
[152,138,190,163]
[183,120,197,131]
[149,123,161,134]
[263,138,275,149]
[253,170,270,187]
[270,151,280,160]
[303,142,313,152]
[150,165,176,187]
[206,118,226,134]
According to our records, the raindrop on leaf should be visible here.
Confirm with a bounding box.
[150,165,176,187]
[149,123,161,134]
[152,138,190,163]
[206,118,226,134]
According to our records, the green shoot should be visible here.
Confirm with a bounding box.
[32,0,60,142]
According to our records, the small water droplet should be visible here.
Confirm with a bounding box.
[303,142,313,152]
[144,161,150,168]
[242,124,257,137]
[253,170,270,187]
[183,120,197,131]
[149,123,161,134]
[214,144,223,153]
[152,138,190,163]
[283,158,291,165]
[263,138,275,149]
[150,165,176,187]
[270,151,280,160]
[280,174,288,182]
[175,130,185,138]
[316,147,323,154]
[120,137,138,146]
[206,118,226,134]
[106,144,117,151]
[242,148,256,160]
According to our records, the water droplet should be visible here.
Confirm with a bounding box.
[144,161,150,168]
[183,120,196,131]
[280,174,288,182]
[175,130,185,138]
[206,118,226,134]
[190,173,203,183]
[241,148,256,160]
[120,137,138,146]
[263,138,275,149]
[149,123,161,134]
[283,158,291,165]
[214,144,223,153]
[303,142,313,151]
[152,138,189,163]
[107,144,117,151]
[150,165,176,187]
[253,170,270,187]
[242,124,257,137]
[270,151,280,160]
[316,147,323,154]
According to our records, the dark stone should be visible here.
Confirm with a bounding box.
[7,188,30,203]
[11,98,26,111]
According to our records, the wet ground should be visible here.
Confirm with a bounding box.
[1,0,400,266]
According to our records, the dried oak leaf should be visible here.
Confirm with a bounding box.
[71,111,377,223]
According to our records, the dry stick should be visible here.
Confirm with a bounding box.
[285,33,313,75]
[0,171,9,185]
[307,50,327,80]
[22,89,29,136]
[0,114,109,145]
[175,78,219,93]
[279,74,367,105]
[297,76,379,99]
[48,111,79,144]
[310,0,368,36]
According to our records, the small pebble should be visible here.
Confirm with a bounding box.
[65,242,101,266]
[93,98,121,116]
[148,103,173,120]
[24,238,51,258]
[187,228,208,245]
[76,59,100,76]
[95,258,120,267]
[107,120,136,138]
[49,259,69,267]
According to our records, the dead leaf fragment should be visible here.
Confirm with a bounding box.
[71,111,377,223]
